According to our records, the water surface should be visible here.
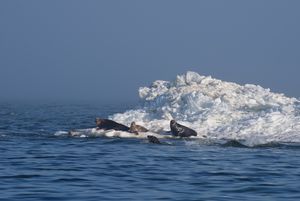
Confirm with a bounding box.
[0,103,299,201]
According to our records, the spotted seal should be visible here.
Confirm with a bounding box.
[170,120,197,137]
[129,121,149,134]
[95,118,129,131]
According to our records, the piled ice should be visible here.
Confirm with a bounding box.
[111,71,300,145]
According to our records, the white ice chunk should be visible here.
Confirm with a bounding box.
[109,71,300,145]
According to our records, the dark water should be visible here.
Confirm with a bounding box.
[1,103,300,201]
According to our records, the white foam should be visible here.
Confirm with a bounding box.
[68,128,173,139]
[54,131,69,136]
[108,71,300,146]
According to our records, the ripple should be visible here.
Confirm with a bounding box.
[0,174,42,179]
[1,103,300,201]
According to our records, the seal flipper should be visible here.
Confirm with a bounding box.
[147,135,161,144]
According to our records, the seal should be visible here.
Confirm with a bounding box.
[170,120,197,137]
[95,118,129,131]
[147,135,161,144]
[129,121,149,134]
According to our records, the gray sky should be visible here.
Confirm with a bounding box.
[0,0,299,103]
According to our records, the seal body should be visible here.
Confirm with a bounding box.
[129,121,149,134]
[170,120,197,137]
[95,118,129,131]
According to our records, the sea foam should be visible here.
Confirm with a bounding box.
[110,71,300,146]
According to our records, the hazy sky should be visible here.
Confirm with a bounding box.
[0,0,299,103]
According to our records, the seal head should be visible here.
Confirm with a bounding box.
[147,135,161,144]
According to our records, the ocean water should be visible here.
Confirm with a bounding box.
[1,102,300,201]
[1,72,300,200]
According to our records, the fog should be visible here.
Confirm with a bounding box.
[1,0,299,103]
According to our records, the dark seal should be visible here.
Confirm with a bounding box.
[129,121,149,134]
[95,118,129,131]
[147,135,161,144]
[170,120,197,137]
